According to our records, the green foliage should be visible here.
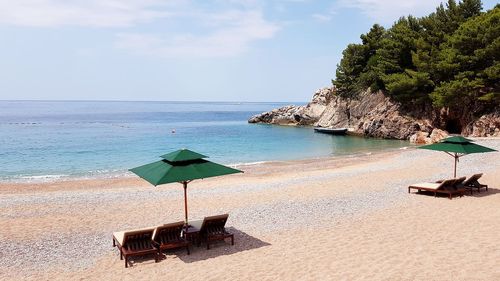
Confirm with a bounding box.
[384,70,434,103]
[431,5,500,107]
[431,78,484,107]
[333,24,385,96]
[334,43,366,96]
[332,0,498,110]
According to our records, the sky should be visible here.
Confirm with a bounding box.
[0,0,497,102]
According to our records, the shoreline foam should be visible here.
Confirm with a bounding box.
[0,145,411,184]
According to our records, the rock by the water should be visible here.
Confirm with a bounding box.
[410,129,449,144]
[315,90,435,139]
[248,86,499,140]
[429,129,449,143]
[464,112,500,137]
[409,131,429,144]
[248,88,332,126]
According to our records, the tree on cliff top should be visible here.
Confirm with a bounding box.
[334,24,385,96]
[333,0,498,112]
[431,6,500,109]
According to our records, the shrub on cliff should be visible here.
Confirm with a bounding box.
[333,0,498,112]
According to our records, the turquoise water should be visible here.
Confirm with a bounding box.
[0,101,409,181]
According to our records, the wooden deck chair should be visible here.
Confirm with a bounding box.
[112,227,158,268]
[408,177,466,200]
[462,173,488,194]
[193,214,234,249]
[153,221,190,255]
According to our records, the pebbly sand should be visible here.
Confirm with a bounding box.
[0,138,499,281]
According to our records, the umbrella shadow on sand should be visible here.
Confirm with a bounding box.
[160,227,271,263]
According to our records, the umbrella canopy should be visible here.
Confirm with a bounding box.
[418,136,496,177]
[129,149,242,225]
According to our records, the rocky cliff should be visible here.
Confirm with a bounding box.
[248,87,500,142]
[248,88,333,126]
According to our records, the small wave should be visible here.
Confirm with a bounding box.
[5,174,71,183]
[230,161,268,168]
[0,169,133,183]
[20,174,67,180]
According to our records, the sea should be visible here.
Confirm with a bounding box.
[0,101,409,182]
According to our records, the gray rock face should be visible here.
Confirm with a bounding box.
[248,88,332,126]
[463,111,500,137]
[248,87,500,140]
[315,90,434,139]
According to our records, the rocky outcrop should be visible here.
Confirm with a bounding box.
[463,112,500,137]
[409,129,449,144]
[314,89,435,139]
[248,88,332,125]
[249,87,433,140]
[248,86,500,141]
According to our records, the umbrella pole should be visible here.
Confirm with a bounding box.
[183,181,188,227]
[454,153,457,178]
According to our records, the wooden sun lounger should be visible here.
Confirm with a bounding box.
[153,221,190,255]
[190,214,234,249]
[462,173,488,194]
[408,177,466,200]
[112,227,158,268]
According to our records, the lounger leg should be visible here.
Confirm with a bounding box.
[408,187,410,193]
[125,256,128,268]
[113,238,115,247]
[120,250,123,260]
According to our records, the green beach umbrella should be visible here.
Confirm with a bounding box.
[418,136,496,177]
[129,149,242,225]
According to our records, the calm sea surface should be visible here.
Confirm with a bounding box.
[0,101,409,181]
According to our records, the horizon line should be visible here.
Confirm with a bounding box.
[0,99,308,104]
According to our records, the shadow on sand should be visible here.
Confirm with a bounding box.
[467,187,499,198]
[165,227,270,263]
[121,228,270,267]
[413,187,499,199]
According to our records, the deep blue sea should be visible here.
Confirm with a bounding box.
[0,101,409,181]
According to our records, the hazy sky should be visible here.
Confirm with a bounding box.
[0,0,497,102]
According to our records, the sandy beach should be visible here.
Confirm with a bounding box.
[1,138,499,281]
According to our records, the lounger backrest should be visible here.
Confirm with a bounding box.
[436,178,457,190]
[462,173,483,186]
[153,221,185,244]
[449,177,466,190]
[123,229,155,250]
[454,176,466,185]
[200,214,229,235]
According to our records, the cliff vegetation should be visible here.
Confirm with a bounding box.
[333,0,499,118]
